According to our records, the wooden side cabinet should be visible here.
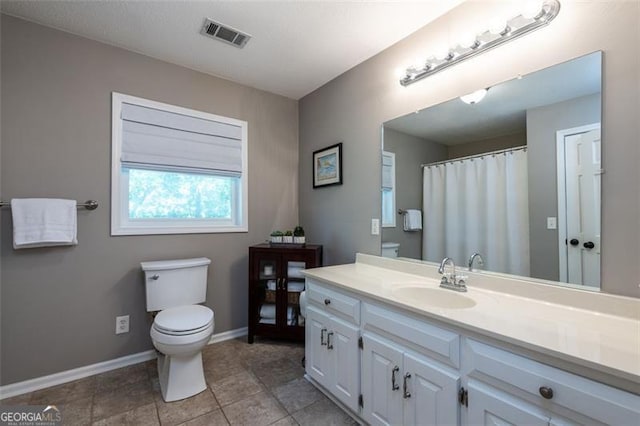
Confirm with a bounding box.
[248,243,322,343]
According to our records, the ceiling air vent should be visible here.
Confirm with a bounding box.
[201,18,251,48]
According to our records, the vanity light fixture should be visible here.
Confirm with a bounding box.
[460,89,488,105]
[398,0,561,86]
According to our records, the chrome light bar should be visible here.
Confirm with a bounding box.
[399,0,561,86]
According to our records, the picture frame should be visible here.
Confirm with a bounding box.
[313,143,343,188]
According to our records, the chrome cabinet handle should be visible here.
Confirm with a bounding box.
[327,331,334,349]
[320,328,327,346]
[539,386,554,399]
[403,373,412,399]
[391,366,400,391]
[150,274,159,280]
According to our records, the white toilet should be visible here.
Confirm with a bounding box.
[141,257,214,402]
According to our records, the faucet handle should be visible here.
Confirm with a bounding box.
[455,274,467,285]
[440,275,450,285]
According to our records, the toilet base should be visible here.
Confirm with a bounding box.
[157,351,207,402]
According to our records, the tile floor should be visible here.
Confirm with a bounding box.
[0,338,357,426]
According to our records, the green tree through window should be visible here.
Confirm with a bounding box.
[128,168,234,220]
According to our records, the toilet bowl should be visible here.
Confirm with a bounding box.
[141,258,214,402]
[150,305,214,402]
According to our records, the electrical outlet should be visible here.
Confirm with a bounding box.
[116,315,130,334]
[371,218,380,235]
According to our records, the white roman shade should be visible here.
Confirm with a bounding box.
[121,102,243,176]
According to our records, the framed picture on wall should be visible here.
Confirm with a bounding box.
[313,143,343,188]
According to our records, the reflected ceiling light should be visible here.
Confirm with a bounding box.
[460,89,488,105]
[398,0,560,87]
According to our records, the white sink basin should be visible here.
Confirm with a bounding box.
[392,285,476,309]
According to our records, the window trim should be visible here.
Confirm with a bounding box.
[111,92,248,236]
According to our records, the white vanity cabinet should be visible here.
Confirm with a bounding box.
[462,339,640,426]
[360,302,461,425]
[304,277,640,426]
[305,281,361,412]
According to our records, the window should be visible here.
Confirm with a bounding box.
[111,93,248,235]
[381,151,396,228]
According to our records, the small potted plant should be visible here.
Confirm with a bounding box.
[283,230,294,244]
[293,226,305,244]
[270,230,283,243]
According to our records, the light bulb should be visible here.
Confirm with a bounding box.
[412,57,426,71]
[460,89,488,105]
[489,18,508,35]
[434,45,451,61]
[394,67,407,79]
[458,32,478,49]
[522,0,544,19]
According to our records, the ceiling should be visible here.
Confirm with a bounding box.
[385,52,602,145]
[1,0,464,100]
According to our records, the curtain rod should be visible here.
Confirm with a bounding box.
[421,145,527,168]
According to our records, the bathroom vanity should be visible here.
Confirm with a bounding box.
[303,254,640,425]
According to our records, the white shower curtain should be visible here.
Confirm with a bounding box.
[422,150,530,276]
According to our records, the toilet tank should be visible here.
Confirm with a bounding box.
[381,242,400,258]
[141,258,211,312]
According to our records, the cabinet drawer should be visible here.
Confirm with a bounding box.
[464,339,640,425]
[306,280,360,324]
[362,302,460,369]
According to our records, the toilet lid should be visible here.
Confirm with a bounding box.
[154,305,214,333]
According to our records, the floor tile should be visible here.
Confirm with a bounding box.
[204,358,247,383]
[252,357,304,389]
[92,402,159,426]
[272,378,323,414]
[291,397,357,426]
[93,380,154,421]
[210,370,264,406]
[155,389,219,426]
[178,409,229,426]
[60,396,93,425]
[221,391,288,426]
[95,363,149,394]
[30,376,96,405]
[269,416,299,426]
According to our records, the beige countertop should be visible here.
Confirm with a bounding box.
[302,254,640,389]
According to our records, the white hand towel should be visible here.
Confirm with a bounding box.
[11,198,78,249]
[266,280,277,291]
[403,209,422,231]
[260,304,276,319]
[287,282,305,292]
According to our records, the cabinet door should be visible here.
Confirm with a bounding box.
[327,316,360,412]
[305,306,331,388]
[403,351,460,426]
[466,381,549,426]
[362,333,404,426]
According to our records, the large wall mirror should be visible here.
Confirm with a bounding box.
[381,52,602,290]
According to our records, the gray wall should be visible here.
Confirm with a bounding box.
[381,128,447,259]
[448,132,526,159]
[1,15,299,385]
[527,93,601,281]
[299,1,639,298]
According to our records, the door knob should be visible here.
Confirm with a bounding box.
[583,241,595,249]
[569,238,579,246]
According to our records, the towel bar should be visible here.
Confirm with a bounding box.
[0,199,99,210]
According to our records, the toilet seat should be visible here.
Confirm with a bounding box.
[153,305,214,336]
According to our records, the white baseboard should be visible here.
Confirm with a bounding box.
[0,327,248,399]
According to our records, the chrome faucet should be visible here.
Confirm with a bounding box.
[438,257,467,292]
[468,253,485,271]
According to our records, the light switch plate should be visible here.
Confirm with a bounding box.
[371,219,380,235]
[546,217,557,230]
